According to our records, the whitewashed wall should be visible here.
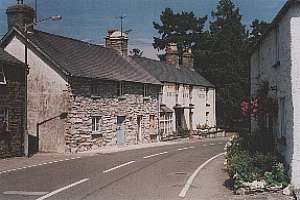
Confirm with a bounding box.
[161,83,216,132]
[5,35,69,153]
[250,4,300,189]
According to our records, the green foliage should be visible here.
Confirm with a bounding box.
[177,127,189,137]
[248,19,271,50]
[130,48,143,57]
[264,163,289,188]
[225,133,289,190]
[153,8,207,62]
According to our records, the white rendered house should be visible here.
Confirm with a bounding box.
[250,0,300,189]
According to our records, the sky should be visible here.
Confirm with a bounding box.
[0,0,286,59]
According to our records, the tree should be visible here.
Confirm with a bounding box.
[153,8,207,63]
[195,0,250,128]
[130,48,143,57]
[248,19,271,49]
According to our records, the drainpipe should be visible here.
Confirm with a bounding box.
[157,90,162,142]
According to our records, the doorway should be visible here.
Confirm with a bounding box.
[137,115,143,143]
[116,116,125,145]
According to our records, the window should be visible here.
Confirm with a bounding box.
[117,82,124,96]
[92,116,101,134]
[91,84,100,96]
[0,108,8,131]
[0,66,6,85]
[275,25,280,63]
[279,98,286,138]
[143,84,150,97]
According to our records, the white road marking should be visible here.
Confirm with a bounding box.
[35,178,89,200]
[0,157,81,175]
[176,146,194,151]
[143,152,168,159]
[209,143,215,146]
[3,191,48,196]
[103,161,136,173]
[202,144,208,147]
[178,152,225,198]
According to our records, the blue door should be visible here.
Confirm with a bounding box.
[116,116,125,145]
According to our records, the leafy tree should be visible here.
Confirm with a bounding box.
[195,0,250,128]
[248,19,271,49]
[153,8,207,63]
[130,48,143,57]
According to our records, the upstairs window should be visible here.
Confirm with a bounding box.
[91,83,100,96]
[143,84,150,97]
[0,66,6,85]
[117,82,124,96]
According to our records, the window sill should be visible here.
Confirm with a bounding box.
[91,95,101,99]
[118,95,126,101]
[91,131,102,136]
[272,61,281,68]
[143,96,151,101]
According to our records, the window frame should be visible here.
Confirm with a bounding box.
[91,116,102,134]
[0,66,7,85]
[0,108,8,131]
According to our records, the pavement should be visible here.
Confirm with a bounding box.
[186,155,295,200]
[0,136,293,200]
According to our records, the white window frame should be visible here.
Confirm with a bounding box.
[91,116,102,134]
[0,66,6,85]
[0,108,8,131]
[278,98,286,138]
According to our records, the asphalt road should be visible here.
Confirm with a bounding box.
[0,139,226,200]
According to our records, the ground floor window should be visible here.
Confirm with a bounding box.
[92,116,102,134]
[0,108,8,131]
[160,113,173,137]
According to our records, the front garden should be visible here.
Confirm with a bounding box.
[224,81,292,195]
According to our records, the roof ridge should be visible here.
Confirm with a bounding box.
[33,29,106,49]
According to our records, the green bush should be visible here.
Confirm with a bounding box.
[264,163,289,188]
[177,127,189,137]
[225,134,289,190]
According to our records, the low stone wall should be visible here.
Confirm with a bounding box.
[65,77,160,153]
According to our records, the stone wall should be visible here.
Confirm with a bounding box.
[65,77,160,153]
[0,63,25,158]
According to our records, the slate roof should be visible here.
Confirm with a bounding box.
[0,48,24,66]
[129,56,215,87]
[23,30,161,85]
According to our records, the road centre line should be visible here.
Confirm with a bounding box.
[103,161,136,173]
[176,146,194,151]
[35,178,89,200]
[0,157,81,175]
[3,191,48,196]
[143,152,168,159]
[178,152,225,198]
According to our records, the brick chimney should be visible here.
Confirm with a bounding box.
[105,29,128,56]
[182,48,194,70]
[6,0,35,32]
[165,43,179,66]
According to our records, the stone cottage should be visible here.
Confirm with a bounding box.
[250,0,300,189]
[0,48,25,158]
[1,1,161,153]
[105,31,216,138]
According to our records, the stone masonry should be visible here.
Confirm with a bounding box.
[0,63,25,158]
[65,77,160,153]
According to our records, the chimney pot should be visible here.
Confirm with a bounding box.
[105,29,128,56]
[6,1,34,32]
